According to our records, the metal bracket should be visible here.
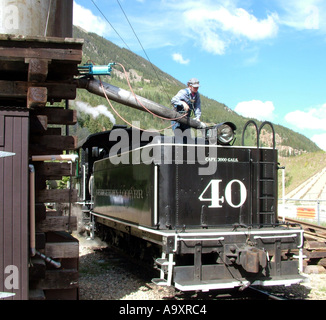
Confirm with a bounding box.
[78,62,116,76]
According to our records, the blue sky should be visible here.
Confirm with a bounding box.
[73,0,326,150]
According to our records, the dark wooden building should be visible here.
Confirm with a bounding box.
[0,108,29,299]
[0,0,83,300]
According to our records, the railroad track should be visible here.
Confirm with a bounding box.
[279,216,326,272]
[280,217,326,241]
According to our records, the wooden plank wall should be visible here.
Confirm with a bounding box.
[0,108,29,300]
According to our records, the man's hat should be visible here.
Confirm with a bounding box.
[188,78,200,87]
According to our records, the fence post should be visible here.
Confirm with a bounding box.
[317,200,320,226]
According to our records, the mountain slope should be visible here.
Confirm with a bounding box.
[72,26,320,153]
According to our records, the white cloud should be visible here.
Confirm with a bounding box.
[311,133,326,151]
[172,53,190,65]
[277,0,324,31]
[183,6,279,55]
[284,104,326,130]
[284,104,326,150]
[73,1,107,36]
[234,100,275,121]
[200,30,227,55]
[195,7,278,40]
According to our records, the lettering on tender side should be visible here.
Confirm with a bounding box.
[96,188,144,199]
[205,157,239,162]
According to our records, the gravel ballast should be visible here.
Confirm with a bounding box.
[77,234,326,300]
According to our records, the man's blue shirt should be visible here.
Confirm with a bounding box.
[171,87,201,120]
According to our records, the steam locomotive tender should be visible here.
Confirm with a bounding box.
[79,121,304,292]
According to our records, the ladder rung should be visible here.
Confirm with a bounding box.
[155,258,175,267]
[155,258,169,266]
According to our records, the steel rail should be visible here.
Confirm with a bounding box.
[280,217,326,240]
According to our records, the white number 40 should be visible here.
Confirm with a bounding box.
[198,179,247,208]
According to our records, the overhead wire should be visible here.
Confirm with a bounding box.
[90,0,131,51]
[115,0,171,101]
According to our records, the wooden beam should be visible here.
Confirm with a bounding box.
[31,135,77,148]
[0,80,27,98]
[0,80,77,100]
[318,258,326,268]
[31,107,77,125]
[36,215,77,233]
[46,231,78,242]
[0,45,82,63]
[37,269,79,290]
[27,58,49,82]
[27,87,48,108]
[29,258,46,280]
[35,232,46,250]
[44,288,78,300]
[305,241,326,250]
[35,203,46,222]
[45,242,79,259]
[303,249,326,259]
[30,135,77,155]
[29,289,46,300]
[30,115,48,133]
[0,34,83,48]
[34,162,74,179]
[44,128,62,136]
[36,189,77,203]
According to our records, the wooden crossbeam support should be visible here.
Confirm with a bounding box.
[35,204,47,222]
[29,258,46,280]
[30,107,77,125]
[36,216,77,233]
[0,46,82,62]
[31,135,77,149]
[44,128,62,135]
[0,35,83,63]
[35,189,77,203]
[34,162,74,180]
[30,115,48,133]
[0,80,77,101]
[30,135,77,155]
[27,58,50,82]
[27,87,48,108]
[37,269,79,290]
[45,242,79,259]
